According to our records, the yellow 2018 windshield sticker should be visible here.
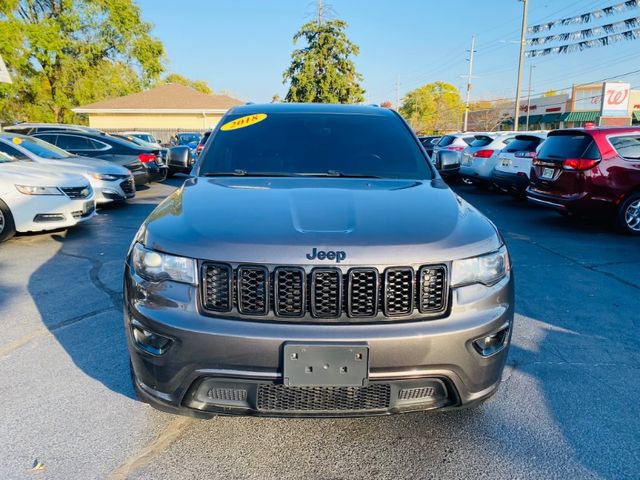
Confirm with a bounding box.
[220,113,267,131]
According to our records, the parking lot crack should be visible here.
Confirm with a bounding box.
[107,416,194,480]
[56,250,122,309]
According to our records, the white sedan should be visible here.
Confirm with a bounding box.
[0,153,96,243]
[0,134,135,205]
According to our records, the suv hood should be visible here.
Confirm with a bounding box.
[141,177,501,265]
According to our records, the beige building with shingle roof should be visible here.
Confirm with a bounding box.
[73,83,243,131]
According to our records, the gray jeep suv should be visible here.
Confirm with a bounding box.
[124,103,514,418]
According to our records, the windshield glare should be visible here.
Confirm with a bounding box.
[0,151,16,163]
[198,112,432,179]
[11,136,71,159]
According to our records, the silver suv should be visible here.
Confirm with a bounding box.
[124,104,514,417]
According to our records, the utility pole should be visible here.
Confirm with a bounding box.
[395,76,400,110]
[513,0,529,132]
[317,0,323,26]
[525,63,535,130]
[463,35,476,132]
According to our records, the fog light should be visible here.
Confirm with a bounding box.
[131,324,172,355]
[473,326,509,357]
[33,213,65,222]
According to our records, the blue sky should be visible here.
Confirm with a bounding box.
[136,0,640,103]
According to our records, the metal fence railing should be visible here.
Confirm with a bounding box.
[101,127,209,144]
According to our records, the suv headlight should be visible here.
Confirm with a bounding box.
[92,173,120,181]
[15,185,62,195]
[132,243,198,285]
[451,246,510,287]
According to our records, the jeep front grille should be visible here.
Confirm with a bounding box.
[201,263,448,322]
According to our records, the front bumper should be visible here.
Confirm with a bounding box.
[124,265,514,418]
[8,192,96,233]
[492,170,530,192]
[94,177,136,204]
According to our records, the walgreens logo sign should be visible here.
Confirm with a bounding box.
[601,82,630,117]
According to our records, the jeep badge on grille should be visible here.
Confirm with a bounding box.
[306,248,347,263]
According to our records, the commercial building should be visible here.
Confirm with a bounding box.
[73,83,243,140]
[470,81,640,131]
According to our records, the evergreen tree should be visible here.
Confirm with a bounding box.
[283,16,364,104]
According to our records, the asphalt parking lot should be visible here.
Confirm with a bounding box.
[1,178,639,480]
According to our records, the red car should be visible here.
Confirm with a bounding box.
[527,127,640,235]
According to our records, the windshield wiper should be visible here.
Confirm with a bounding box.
[202,170,298,177]
[299,171,384,179]
[202,170,385,179]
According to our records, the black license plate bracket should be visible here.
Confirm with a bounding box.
[283,343,369,387]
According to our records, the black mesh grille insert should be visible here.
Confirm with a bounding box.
[202,264,232,312]
[418,266,447,313]
[311,269,342,318]
[398,386,435,400]
[256,384,391,411]
[120,179,135,195]
[348,269,378,317]
[201,264,448,321]
[383,268,414,316]
[60,186,91,199]
[274,268,305,317]
[237,266,269,314]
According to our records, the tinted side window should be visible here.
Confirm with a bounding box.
[610,135,640,160]
[56,135,95,150]
[0,142,30,160]
[5,127,31,135]
[463,136,476,145]
[537,134,600,160]
[35,134,57,144]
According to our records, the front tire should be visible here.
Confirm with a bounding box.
[0,199,16,243]
[617,193,640,235]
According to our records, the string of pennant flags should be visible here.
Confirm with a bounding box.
[526,26,640,57]
[528,16,640,45]
[528,0,639,34]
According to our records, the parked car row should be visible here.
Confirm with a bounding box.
[0,124,185,243]
[432,126,640,235]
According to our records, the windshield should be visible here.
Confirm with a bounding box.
[505,136,543,153]
[133,134,156,143]
[177,133,201,144]
[538,133,600,160]
[198,112,432,179]
[10,136,72,159]
[469,135,493,148]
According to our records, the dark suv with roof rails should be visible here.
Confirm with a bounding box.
[124,103,514,418]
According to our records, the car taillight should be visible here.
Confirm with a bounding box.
[515,151,536,158]
[138,153,156,163]
[473,149,494,158]
[447,146,465,151]
[562,158,600,171]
